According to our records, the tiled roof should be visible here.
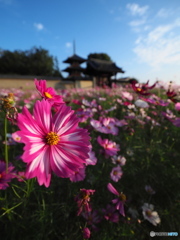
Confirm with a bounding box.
[86,58,125,74]
[62,66,86,72]
[63,54,87,63]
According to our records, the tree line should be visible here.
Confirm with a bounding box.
[0,46,62,77]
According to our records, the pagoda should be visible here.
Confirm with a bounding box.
[62,53,87,80]
[62,42,125,87]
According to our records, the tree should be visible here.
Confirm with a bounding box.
[0,47,63,77]
[87,53,112,62]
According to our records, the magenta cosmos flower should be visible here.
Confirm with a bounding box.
[14,99,90,187]
[131,80,156,96]
[103,204,119,223]
[82,227,91,239]
[97,136,120,157]
[107,183,126,216]
[75,189,95,216]
[0,161,16,190]
[34,79,64,105]
[69,167,86,182]
[175,102,180,111]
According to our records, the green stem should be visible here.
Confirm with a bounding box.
[4,116,9,171]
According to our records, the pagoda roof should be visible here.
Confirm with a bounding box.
[85,58,125,75]
[63,54,87,64]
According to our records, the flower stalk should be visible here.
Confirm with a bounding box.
[4,116,9,172]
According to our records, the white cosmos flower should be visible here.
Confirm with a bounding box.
[135,99,149,108]
[142,203,161,226]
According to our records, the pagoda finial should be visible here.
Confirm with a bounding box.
[73,40,76,55]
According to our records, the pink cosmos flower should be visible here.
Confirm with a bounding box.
[90,119,106,133]
[161,109,176,122]
[81,210,101,230]
[97,136,120,157]
[171,117,180,127]
[114,118,128,127]
[75,189,95,216]
[82,227,91,239]
[72,99,82,105]
[175,102,180,111]
[107,183,126,217]
[0,161,16,190]
[131,80,157,96]
[14,99,90,187]
[85,149,97,166]
[11,131,22,143]
[16,171,26,182]
[101,117,119,135]
[121,91,133,101]
[141,96,169,106]
[103,204,119,223]
[34,79,64,106]
[166,86,178,103]
[82,99,97,108]
[69,167,86,182]
[76,108,92,122]
[110,166,123,182]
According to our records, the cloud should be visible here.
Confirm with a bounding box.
[65,42,72,48]
[133,18,180,67]
[126,3,149,16]
[156,8,174,18]
[127,4,149,32]
[147,18,180,43]
[129,19,146,27]
[34,23,44,31]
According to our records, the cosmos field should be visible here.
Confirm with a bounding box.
[0,80,179,240]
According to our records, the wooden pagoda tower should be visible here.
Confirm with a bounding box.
[62,54,87,80]
[62,42,125,87]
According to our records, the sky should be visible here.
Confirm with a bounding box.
[0,0,180,84]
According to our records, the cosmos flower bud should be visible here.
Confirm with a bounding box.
[0,93,18,123]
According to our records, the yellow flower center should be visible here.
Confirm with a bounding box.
[137,87,142,92]
[145,210,152,217]
[46,132,59,145]
[44,92,53,99]
[0,173,2,179]
[0,93,15,109]
[81,192,89,200]
[119,193,126,201]
[113,170,118,175]
[16,137,21,141]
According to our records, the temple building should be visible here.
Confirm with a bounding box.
[85,58,125,87]
[62,53,125,88]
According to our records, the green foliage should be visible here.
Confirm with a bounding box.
[88,53,112,61]
[0,47,63,77]
[0,87,180,240]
